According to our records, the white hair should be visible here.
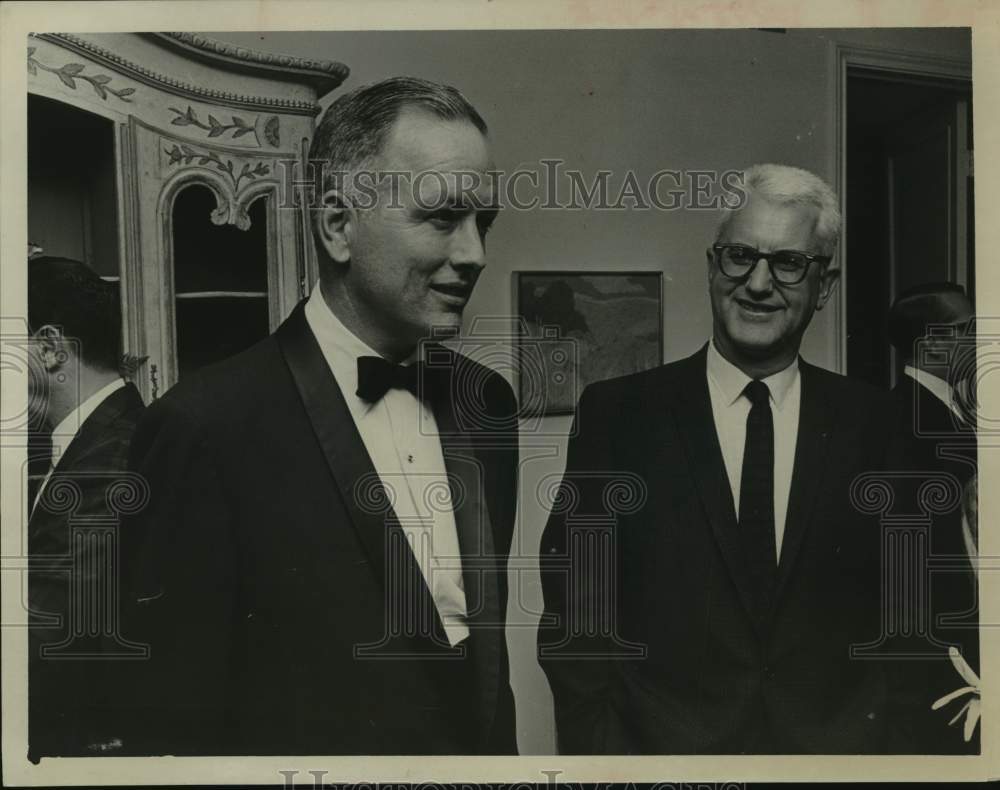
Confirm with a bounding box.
[717,163,842,256]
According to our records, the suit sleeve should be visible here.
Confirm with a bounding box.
[537,383,619,754]
[28,428,136,758]
[115,395,239,755]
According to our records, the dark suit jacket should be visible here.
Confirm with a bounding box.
[28,383,146,761]
[538,346,908,754]
[889,375,978,754]
[118,302,518,755]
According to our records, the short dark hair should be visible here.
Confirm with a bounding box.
[28,256,122,372]
[887,281,970,355]
[308,75,488,203]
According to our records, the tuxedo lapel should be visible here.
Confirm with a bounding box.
[429,348,506,748]
[275,303,450,648]
[775,360,836,600]
[670,347,761,630]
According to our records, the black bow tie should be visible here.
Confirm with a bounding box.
[356,356,448,404]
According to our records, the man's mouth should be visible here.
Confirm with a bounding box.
[735,298,781,315]
[430,283,474,305]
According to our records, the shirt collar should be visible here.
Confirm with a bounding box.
[904,365,956,412]
[51,378,126,446]
[305,282,383,360]
[706,339,799,410]
[304,284,423,414]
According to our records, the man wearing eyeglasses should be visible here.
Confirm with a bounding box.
[539,163,908,754]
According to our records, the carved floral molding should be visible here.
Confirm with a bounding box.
[27,46,135,103]
[164,142,271,192]
[168,105,281,146]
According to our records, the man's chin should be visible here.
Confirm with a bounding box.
[728,331,784,361]
[421,316,463,341]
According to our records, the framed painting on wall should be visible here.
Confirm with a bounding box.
[514,271,663,416]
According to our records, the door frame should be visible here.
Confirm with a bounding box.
[830,42,971,374]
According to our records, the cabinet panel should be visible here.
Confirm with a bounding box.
[27,32,347,400]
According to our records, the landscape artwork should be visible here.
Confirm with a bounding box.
[515,272,663,415]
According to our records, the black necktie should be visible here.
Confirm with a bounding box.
[739,379,777,621]
[356,357,447,404]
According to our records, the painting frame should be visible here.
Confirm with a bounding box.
[513,270,664,417]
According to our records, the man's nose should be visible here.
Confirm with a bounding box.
[745,257,774,293]
[450,216,486,271]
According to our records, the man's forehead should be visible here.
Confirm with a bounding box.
[372,108,495,204]
[721,198,820,244]
[379,107,490,167]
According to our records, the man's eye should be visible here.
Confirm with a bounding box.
[772,255,806,272]
[729,248,756,265]
[429,209,463,227]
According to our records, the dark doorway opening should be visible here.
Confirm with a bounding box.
[28,94,119,279]
[845,71,973,389]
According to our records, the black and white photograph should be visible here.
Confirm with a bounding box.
[516,271,663,414]
[1,1,997,786]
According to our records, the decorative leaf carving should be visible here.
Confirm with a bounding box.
[27,49,134,103]
[166,105,261,143]
[207,115,224,137]
[263,115,280,147]
[163,142,270,190]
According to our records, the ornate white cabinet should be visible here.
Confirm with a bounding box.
[27,33,347,397]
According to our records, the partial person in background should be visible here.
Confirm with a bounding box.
[887,282,978,753]
[120,77,518,755]
[26,256,145,761]
[539,163,913,754]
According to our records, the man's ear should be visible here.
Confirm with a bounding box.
[706,246,715,281]
[33,324,67,372]
[815,266,841,310]
[315,189,354,264]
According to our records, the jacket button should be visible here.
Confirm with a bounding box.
[763,666,775,680]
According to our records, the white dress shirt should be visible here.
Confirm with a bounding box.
[706,340,800,561]
[304,284,469,646]
[33,378,127,512]
[904,365,966,423]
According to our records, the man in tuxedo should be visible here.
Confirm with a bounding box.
[539,164,907,754]
[26,256,146,760]
[887,283,978,752]
[120,77,518,755]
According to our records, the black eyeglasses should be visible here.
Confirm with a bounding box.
[713,243,831,286]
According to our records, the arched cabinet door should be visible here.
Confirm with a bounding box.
[131,116,306,392]
[26,32,348,399]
